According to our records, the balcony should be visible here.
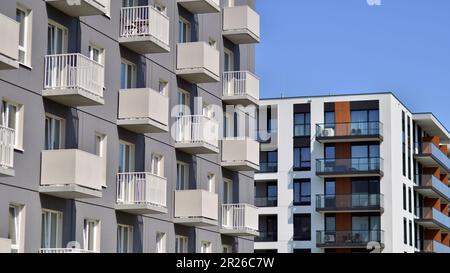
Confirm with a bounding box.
[222,71,259,106]
[316,230,384,249]
[176,42,220,83]
[255,231,277,242]
[222,5,260,44]
[315,194,384,213]
[43,54,105,106]
[0,14,19,69]
[423,240,450,253]
[0,126,15,176]
[415,142,450,174]
[39,248,98,253]
[416,207,450,232]
[174,115,219,154]
[415,175,450,203]
[316,157,384,178]
[254,196,278,207]
[220,204,259,237]
[176,0,220,14]
[0,238,11,253]
[316,122,383,143]
[45,0,110,17]
[39,149,104,199]
[115,172,167,214]
[117,88,169,134]
[119,6,170,54]
[174,190,218,226]
[221,138,259,171]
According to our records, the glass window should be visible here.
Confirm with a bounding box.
[118,141,134,173]
[176,162,189,190]
[117,225,133,253]
[293,113,310,137]
[293,179,311,206]
[324,111,335,128]
[324,145,335,159]
[293,214,311,241]
[45,115,63,150]
[9,204,23,253]
[175,236,188,253]
[16,7,31,65]
[83,219,100,252]
[156,232,166,253]
[120,60,136,89]
[178,18,191,43]
[325,215,336,231]
[267,182,277,206]
[294,147,311,171]
[41,210,62,249]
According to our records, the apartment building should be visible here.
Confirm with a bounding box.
[0,0,261,253]
[254,92,450,253]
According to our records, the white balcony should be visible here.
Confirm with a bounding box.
[223,5,260,44]
[45,0,110,17]
[43,54,105,106]
[0,14,19,70]
[221,138,259,171]
[0,126,15,176]
[0,238,11,253]
[39,149,104,199]
[119,6,170,54]
[220,204,259,237]
[115,172,167,214]
[176,42,220,83]
[177,0,220,14]
[117,88,169,133]
[222,71,259,106]
[174,190,218,226]
[39,248,98,253]
[174,115,219,154]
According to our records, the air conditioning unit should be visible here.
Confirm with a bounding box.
[322,128,335,137]
[324,234,335,243]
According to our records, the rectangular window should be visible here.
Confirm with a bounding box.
[151,154,163,177]
[178,17,191,43]
[408,220,413,246]
[293,147,311,171]
[118,141,135,173]
[201,241,212,253]
[41,210,62,249]
[207,173,215,193]
[9,204,24,253]
[175,235,188,253]
[176,161,189,190]
[403,218,407,244]
[402,111,406,177]
[120,59,136,89]
[408,187,412,213]
[16,6,32,66]
[117,224,133,253]
[324,111,335,129]
[89,43,104,65]
[122,0,138,7]
[45,114,64,150]
[156,232,166,253]
[293,179,311,206]
[83,219,100,252]
[403,184,407,210]
[293,214,311,241]
[1,100,24,150]
[293,113,310,137]
[47,20,68,55]
[158,79,168,95]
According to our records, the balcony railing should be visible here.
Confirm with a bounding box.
[0,126,15,170]
[316,194,383,212]
[39,248,98,253]
[316,230,384,247]
[316,122,383,141]
[254,196,278,207]
[316,157,383,176]
[44,54,104,100]
[221,204,258,235]
[174,115,219,149]
[116,172,167,208]
[255,231,277,242]
[415,142,450,173]
[415,175,450,201]
[256,162,278,173]
[222,71,259,105]
[417,207,450,231]
[423,240,450,253]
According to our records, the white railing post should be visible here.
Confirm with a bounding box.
[0,126,14,169]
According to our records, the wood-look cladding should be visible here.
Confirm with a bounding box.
[336,213,352,231]
[442,233,450,246]
[424,229,441,241]
[335,143,351,159]
[335,102,351,136]
[336,178,351,195]
[424,197,441,210]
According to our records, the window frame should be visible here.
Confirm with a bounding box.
[41,209,63,249]
[117,224,133,253]
[293,214,311,241]
[9,204,24,253]
[293,179,311,206]
[83,219,100,252]
[44,113,65,150]
[16,5,32,67]
[156,232,166,253]
[151,153,164,177]
[175,235,188,253]
[1,99,24,150]
[118,140,135,173]
[176,161,189,190]
[178,17,191,43]
[120,58,137,89]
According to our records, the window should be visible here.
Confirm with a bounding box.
[324,145,335,159]
[293,147,311,171]
[351,215,380,242]
[176,161,189,190]
[120,59,136,89]
[177,89,190,116]
[151,154,163,177]
[156,232,166,253]
[402,111,406,177]
[408,187,412,213]
[407,116,412,180]
[118,141,135,173]
[223,245,232,253]
[207,173,215,193]
[41,210,62,249]
[47,21,68,55]
[293,179,311,206]
[158,79,168,95]
[175,236,188,253]
[351,144,380,171]
[350,109,379,135]
[45,114,64,150]
[9,204,24,253]
[95,134,107,158]
[16,6,32,66]
[324,111,335,129]
[266,182,277,207]
[178,17,191,43]
[201,241,212,253]
[83,219,100,252]
[117,224,133,253]
[403,184,407,210]
[260,150,278,172]
[403,218,407,244]
[293,214,311,241]
[122,0,138,7]
[224,48,234,72]
[1,100,24,150]
[223,179,233,204]
[325,215,336,231]
[408,220,413,247]
[293,113,310,137]
[89,43,104,65]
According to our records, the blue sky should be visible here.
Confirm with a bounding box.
[256,0,450,128]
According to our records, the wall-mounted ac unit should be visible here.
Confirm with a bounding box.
[323,128,335,137]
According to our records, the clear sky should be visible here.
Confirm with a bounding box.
[256,0,450,128]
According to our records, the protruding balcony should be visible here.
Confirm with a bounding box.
[39,149,104,199]
[0,238,11,253]
[45,0,110,17]
[174,115,219,154]
[316,122,383,143]
[315,194,384,213]
[222,71,259,106]
[416,207,450,232]
[415,175,450,203]
[174,190,218,226]
[423,240,450,253]
[414,142,450,174]
[0,14,19,69]
[220,204,259,237]
[316,157,384,178]
[115,172,167,214]
[316,230,384,249]
[43,54,105,106]
[222,5,260,44]
[176,0,220,14]
[0,126,15,176]
[119,6,170,54]
[221,138,259,171]
[117,88,169,134]
[176,42,220,83]
[39,248,98,253]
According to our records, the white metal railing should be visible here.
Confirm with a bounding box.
[175,115,219,148]
[0,126,14,169]
[119,6,169,46]
[44,53,104,98]
[39,248,98,253]
[221,204,258,232]
[116,172,167,208]
[223,71,259,100]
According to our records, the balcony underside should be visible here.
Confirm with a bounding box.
[177,0,220,14]
[115,203,168,215]
[175,142,219,154]
[117,118,168,134]
[316,135,383,144]
[0,167,14,177]
[176,68,220,84]
[316,171,383,178]
[46,0,107,17]
[221,160,259,172]
[223,30,260,44]
[173,217,218,227]
[415,186,450,204]
[415,219,450,232]
[0,55,19,70]
[316,207,384,214]
[317,243,385,249]
[39,185,102,199]
[222,94,259,107]
[415,154,450,174]
[43,88,104,106]
[220,228,259,237]
[119,36,170,55]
